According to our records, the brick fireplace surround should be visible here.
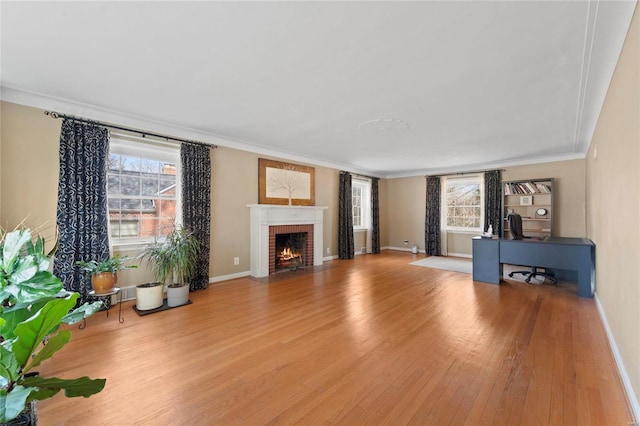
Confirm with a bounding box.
[248,204,327,278]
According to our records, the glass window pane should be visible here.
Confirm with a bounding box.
[108,154,121,171]
[141,177,159,196]
[157,200,177,220]
[120,176,140,196]
[159,176,176,197]
[120,198,142,211]
[108,198,120,211]
[108,175,121,196]
[141,199,155,212]
[140,159,160,174]
[159,162,175,175]
[121,156,140,172]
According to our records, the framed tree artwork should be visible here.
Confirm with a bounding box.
[259,159,315,206]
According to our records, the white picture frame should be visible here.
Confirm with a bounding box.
[520,195,533,206]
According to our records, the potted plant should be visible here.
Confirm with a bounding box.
[0,229,106,424]
[76,254,138,294]
[139,225,200,308]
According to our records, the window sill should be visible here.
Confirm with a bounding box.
[445,229,481,235]
[110,241,154,253]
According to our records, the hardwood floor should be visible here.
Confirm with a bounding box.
[38,251,634,425]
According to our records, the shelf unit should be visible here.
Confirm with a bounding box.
[501,178,553,239]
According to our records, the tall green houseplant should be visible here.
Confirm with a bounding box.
[0,229,106,423]
[139,224,200,308]
[140,224,200,287]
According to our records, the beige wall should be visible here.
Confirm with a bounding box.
[586,4,639,413]
[0,102,61,237]
[383,176,425,250]
[0,101,341,282]
[384,159,586,256]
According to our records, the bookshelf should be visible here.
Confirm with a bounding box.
[501,178,553,239]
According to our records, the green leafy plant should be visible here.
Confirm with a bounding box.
[140,224,200,288]
[0,229,106,423]
[75,254,138,275]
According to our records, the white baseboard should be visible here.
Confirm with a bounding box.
[323,255,339,261]
[595,294,639,424]
[447,252,472,259]
[382,246,425,254]
[209,271,251,283]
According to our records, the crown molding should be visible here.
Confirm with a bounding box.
[572,0,637,154]
[0,86,591,180]
[0,85,378,177]
[382,152,586,179]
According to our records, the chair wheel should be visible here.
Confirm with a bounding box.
[508,272,515,277]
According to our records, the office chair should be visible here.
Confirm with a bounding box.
[507,213,558,284]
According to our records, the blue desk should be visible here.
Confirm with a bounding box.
[472,237,595,298]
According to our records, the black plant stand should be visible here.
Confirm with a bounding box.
[80,287,123,329]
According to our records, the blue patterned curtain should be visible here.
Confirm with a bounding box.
[484,170,502,235]
[371,177,380,254]
[338,171,354,259]
[425,176,441,256]
[53,120,110,303]
[181,143,211,291]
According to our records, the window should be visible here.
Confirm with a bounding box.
[107,137,180,245]
[352,179,370,229]
[444,176,483,232]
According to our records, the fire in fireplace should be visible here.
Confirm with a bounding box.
[275,232,306,271]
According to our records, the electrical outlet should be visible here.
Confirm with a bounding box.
[403,240,409,245]
[327,247,330,254]
[233,257,239,266]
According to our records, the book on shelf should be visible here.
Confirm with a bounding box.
[504,181,551,195]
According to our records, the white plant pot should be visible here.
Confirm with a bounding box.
[167,284,189,307]
[135,282,164,310]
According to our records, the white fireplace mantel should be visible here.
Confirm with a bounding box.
[248,204,327,278]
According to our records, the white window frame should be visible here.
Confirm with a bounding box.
[108,135,181,248]
[352,178,371,230]
[443,175,484,233]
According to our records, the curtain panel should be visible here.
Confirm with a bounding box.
[181,143,211,291]
[425,176,441,256]
[484,170,502,235]
[338,171,354,259]
[53,119,110,304]
[371,177,380,254]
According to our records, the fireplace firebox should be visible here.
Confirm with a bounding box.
[268,224,314,275]
[275,232,306,271]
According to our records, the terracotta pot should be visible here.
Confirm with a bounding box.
[91,272,117,294]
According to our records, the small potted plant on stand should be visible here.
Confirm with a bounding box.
[0,229,106,424]
[139,225,200,309]
[76,254,138,294]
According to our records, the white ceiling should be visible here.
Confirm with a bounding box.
[1,1,636,177]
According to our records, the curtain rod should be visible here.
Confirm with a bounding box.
[427,168,504,178]
[44,111,217,149]
[341,170,378,180]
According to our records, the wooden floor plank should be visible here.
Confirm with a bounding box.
[35,251,633,425]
